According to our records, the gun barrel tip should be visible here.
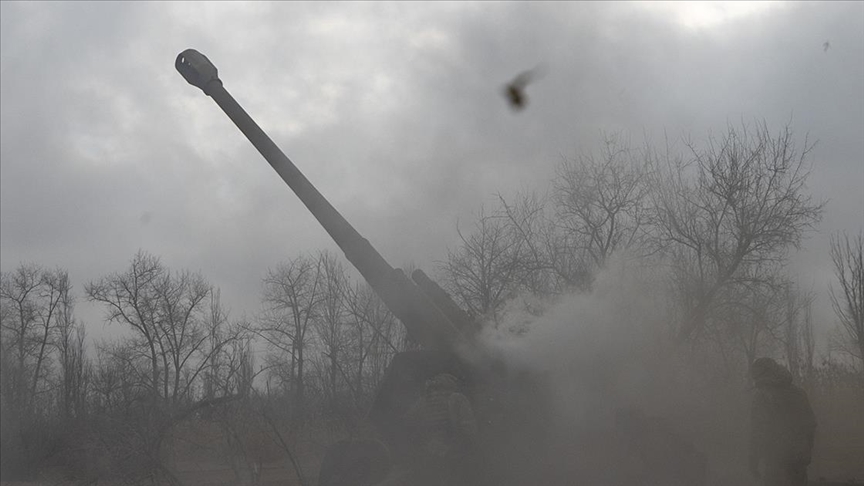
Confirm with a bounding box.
[176,49,198,66]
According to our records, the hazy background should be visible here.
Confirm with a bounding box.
[2,1,862,346]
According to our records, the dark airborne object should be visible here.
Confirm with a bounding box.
[503,66,546,111]
[176,49,555,486]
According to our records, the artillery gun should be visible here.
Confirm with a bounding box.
[176,49,552,486]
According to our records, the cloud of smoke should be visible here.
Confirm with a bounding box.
[479,255,669,422]
[473,254,754,485]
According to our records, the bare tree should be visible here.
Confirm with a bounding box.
[256,253,325,419]
[313,251,350,408]
[343,280,402,404]
[491,135,650,301]
[554,133,651,269]
[30,269,69,407]
[85,252,241,485]
[86,251,232,407]
[0,264,77,480]
[86,252,164,403]
[1,264,44,414]
[781,285,816,380]
[650,121,824,341]
[0,264,72,414]
[90,339,157,415]
[153,267,211,406]
[439,206,530,324]
[799,298,817,381]
[55,297,89,419]
[496,190,587,297]
[202,291,253,400]
[203,289,231,400]
[698,272,785,373]
[829,231,864,370]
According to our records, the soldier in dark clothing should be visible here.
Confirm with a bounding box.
[398,373,478,486]
[748,358,817,486]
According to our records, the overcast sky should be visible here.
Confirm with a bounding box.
[1,1,862,343]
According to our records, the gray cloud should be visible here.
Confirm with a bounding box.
[2,2,862,342]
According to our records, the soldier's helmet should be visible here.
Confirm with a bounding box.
[750,357,793,387]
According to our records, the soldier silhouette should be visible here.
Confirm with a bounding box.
[748,358,817,486]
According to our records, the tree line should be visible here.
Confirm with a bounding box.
[0,248,411,483]
[441,123,861,375]
[1,121,862,484]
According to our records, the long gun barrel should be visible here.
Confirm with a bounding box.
[176,49,465,350]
